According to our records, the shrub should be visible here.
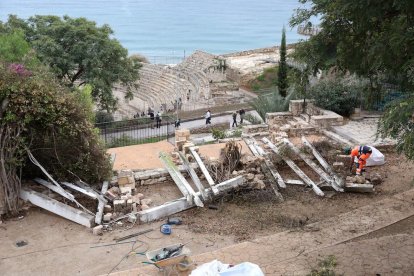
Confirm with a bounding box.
[257,74,265,81]
[211,128,227,140]
[95,110,115,124]
[251,88,296,120]
[310,79,359,117]
[252,83,261,91]
[244,113,263,124]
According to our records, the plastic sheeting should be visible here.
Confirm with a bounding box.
[353,146,385,167]
[190,260,264,276]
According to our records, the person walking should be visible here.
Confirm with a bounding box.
[175,118,181,128]
[239,109,245,124]
[155,111,162,128]
[205,109,211,125]
[232,112,238,127]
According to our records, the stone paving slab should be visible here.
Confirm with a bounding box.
[112,189,414,275]
[332,118,395,146]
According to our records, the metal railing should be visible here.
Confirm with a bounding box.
[96,116,176,148]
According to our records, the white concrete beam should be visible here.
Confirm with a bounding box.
[20,187,95,228]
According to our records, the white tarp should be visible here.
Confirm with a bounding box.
[190,260,264,276]
[353,146,385,166]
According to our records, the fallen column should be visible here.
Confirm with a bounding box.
[344,183,374,193]
[190,147,218,195]
[302,136,344,191]
[178,151,208,201]
[283,138,343,192]
[20,187,95,228]
[138,176,244,223]
[159,152,204,207]
[262,137,324,197]
[244,138,284,200]
[95,181,109,225]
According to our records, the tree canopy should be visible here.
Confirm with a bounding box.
[290,0,414,159]
[0,15,141,111]
[291,0,414,86]
[0,62,112,214]
[277,27,288,97]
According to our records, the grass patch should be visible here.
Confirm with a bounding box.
[107,134,167,148]
[308,255,339,276]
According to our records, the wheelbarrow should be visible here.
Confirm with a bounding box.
[144,243,192,274]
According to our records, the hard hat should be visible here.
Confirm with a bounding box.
[343,146,352,155]
[363,146,372,154]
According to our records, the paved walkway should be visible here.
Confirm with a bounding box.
[102,110,261,143]
[113,188,414,275]
[332,118,395,147]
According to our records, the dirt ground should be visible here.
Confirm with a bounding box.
[108,141,174,170]
[1,137,414,275]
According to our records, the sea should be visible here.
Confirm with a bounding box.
[0,0,313,63]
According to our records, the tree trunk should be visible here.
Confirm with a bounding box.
[0,124,22,215]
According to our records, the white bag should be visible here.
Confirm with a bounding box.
[219,262,265,276]
[366,146,385,166]
[190,260,264,276]
[354,146,385,166]
[190,260,230,276]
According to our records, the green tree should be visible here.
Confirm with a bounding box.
[1,15,142,111]
[277,27,288,97]
[0,63,112,215]
[0,30,39,68]
[290,0,414,159]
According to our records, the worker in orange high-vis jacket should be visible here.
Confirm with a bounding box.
[344,146,372,175]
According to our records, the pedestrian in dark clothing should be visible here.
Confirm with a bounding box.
[156,112,162,128]
[239,109,245,124]
[232,112,238,127]
[175,118,181,128]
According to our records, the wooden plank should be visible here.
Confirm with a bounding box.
[95,181,109,225]
[344,183,374,193]
[178,152,208,201]
[20,187,95,228]
[301,136,345,191]
[283,138,344,192]
[159,152,204,207]
[189,147,218,194]
[262,137,324,197]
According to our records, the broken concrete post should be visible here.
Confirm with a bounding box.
[92,225,103,235]
[244,137,285,201]
[159,152,204,207]
[344,183,374,193]
[138,176,245,223]
[284,138,344,192]
[285,179,305,185]
[95,181,109,225]
[178,151,208,201]
[190,147,218,195]
[20,187,95,228]
[263,137,324,197]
